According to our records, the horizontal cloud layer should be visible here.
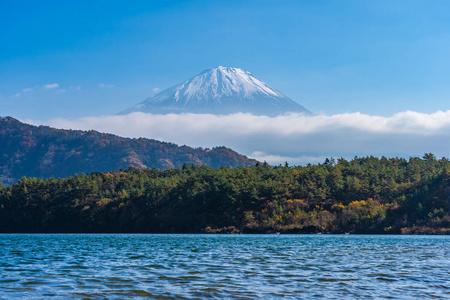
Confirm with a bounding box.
[26,111,450,165]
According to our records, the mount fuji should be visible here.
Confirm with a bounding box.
[119,66,311,116]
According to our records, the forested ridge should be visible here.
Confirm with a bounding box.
[0,154,449,234]
[0,116,256,185]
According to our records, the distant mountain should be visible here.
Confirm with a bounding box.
[0,117,257,185]
[120,66,311,116]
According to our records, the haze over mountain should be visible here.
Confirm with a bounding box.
[120,66,311,116]
[0,117,257,185]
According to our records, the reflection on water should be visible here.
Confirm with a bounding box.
[0,234,449,299]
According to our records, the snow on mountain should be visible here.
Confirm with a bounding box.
[119,66,311,116]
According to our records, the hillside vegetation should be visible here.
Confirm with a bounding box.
[0,117,256,185]
[0,154,449,234]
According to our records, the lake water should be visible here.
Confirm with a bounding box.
[0,234,449,299]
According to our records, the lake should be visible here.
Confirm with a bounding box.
[0,234,449,299]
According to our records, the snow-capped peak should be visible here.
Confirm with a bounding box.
[119,66,311,116]
[173,66,283,104]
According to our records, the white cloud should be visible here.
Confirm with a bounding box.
[43,83,59,90]
[153,88,161,93]
[98,83,114,88]
[26,111,450,165]
[249,152,327,165]
[12,87,34,97]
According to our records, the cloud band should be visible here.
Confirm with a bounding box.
[26,110,450,165]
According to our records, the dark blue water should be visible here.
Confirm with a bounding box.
[0,234,449,299]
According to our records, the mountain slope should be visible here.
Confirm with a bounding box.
[120,66,311,116]
[0,117,257,185]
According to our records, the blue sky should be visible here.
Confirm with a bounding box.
[2,0,450,120]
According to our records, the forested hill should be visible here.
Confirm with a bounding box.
[0,116,256,185]
[0,155,449,234]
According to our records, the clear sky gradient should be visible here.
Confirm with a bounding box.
[2,0,450,120]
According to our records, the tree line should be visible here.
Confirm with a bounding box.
[0,153,449,234]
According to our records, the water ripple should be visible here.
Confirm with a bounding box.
[0,234,449,299]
